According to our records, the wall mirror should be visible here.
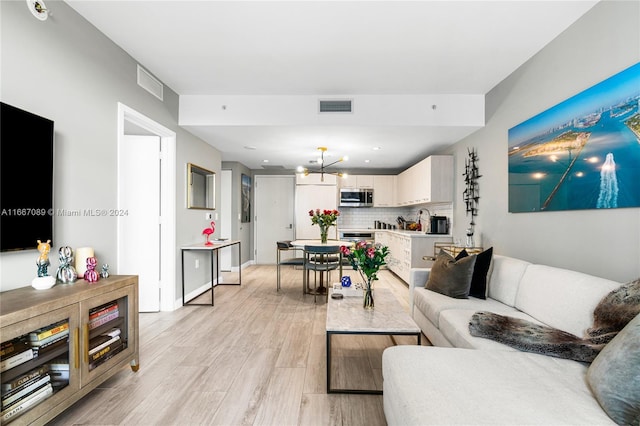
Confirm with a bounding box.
[187,163,215,210]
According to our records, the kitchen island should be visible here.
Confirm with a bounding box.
[375,230,452,284]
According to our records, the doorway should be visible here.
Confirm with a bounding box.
[254,175,295,264]
[117,103,176,312]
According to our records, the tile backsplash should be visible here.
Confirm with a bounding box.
[338,203,453,230]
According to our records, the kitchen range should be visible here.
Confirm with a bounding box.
[339,230,375,243]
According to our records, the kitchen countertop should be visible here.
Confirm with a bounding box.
[340,228,451,238]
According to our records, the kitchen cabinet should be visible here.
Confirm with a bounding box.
[0,276,139,425]
[339,175,374,189]
[376,231,452,283]
[296,173,337,185]
[396,155,453,206]
[373,175,396,207]
[295,183,338,240]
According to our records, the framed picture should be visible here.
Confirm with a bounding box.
[508,62,640,212]
[241,174,251,223]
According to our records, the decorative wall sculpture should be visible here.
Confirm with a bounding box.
[463,148,481,246]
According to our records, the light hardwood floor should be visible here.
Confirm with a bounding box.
[49,265,429,426]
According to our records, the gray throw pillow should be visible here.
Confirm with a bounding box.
[587,312,640,425]
[426,250,476,299]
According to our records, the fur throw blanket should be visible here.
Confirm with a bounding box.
[468,278,640,363]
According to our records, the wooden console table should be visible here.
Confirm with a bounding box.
[0,276,139,425]
[181,240,241,306]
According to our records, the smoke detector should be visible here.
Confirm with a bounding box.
[27,0,49,21]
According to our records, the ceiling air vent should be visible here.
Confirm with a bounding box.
[319,99,352,113]
[137,65,163,101]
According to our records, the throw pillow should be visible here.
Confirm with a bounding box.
[452,247,494,299]
[469,247,493,299]
[426,250,476,299]
[587,312,640,425]
[455,249,468,261]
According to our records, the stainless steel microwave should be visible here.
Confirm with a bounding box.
[339,188,373,207]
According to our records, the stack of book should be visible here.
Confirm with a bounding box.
[0,365,52,424]
[0,340,34,374]
[88,302,119,330]
[47,359,70,390]
[88,328,122,370]
[28,320,70,358]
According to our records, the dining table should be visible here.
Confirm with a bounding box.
[289,239,355,295]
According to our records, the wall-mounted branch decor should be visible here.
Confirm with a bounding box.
[463,147,481,246]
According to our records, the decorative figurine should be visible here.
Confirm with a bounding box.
[100,264,110,279]
[202,221,215,246]
[36,239,51,277]
[56,246,78,284]
[32,239,56,290]
[84,256,99,283]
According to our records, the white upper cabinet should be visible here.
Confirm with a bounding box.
[396,155,453,206]
[296,173,337,185]
[373,175,396,207]
[339,175,374,189]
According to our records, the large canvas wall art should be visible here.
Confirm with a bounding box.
[508,62,640,213]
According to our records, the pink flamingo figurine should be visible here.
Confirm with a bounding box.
[202,221,215,245]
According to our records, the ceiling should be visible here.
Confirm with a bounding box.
[65,0,599,172]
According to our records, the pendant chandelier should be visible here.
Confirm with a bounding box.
[296,147,348,182]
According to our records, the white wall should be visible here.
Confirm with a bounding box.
[0,1,222,294]
[445,0,640,283]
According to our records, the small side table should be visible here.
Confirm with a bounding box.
[424,243,484,261]
[181,240,241,306]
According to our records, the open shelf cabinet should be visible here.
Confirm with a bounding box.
[0,276,139,425]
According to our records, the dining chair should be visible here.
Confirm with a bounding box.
[303,245,342,302]
[276,241,305,292]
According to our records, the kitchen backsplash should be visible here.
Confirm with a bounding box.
[338,203,453,230]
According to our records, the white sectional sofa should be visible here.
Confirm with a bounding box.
[382,254,638,425]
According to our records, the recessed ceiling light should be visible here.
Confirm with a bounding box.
[364,159,370,163]
[372,147,381,151]
[244,146,257,150]
[263,159,269,163]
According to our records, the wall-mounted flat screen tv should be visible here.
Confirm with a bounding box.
[1,102,54,252]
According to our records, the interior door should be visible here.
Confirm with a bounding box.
[255,176,295,264]
[118,135,161,312]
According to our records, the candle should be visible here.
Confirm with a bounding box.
[75,247,94,278]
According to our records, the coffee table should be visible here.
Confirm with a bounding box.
[325,287,421,394]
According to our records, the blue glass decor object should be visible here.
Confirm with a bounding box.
[341,276,352,287]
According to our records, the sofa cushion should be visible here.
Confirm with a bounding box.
[413,287,516,328]
[486,255,530,307]
[382,346,615,425]
[438,308,539,350]
[515,265,620,337]
[587,312,640,425]
[469,247,493,299]
[453,247,494,299]
[425,250,476,299]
